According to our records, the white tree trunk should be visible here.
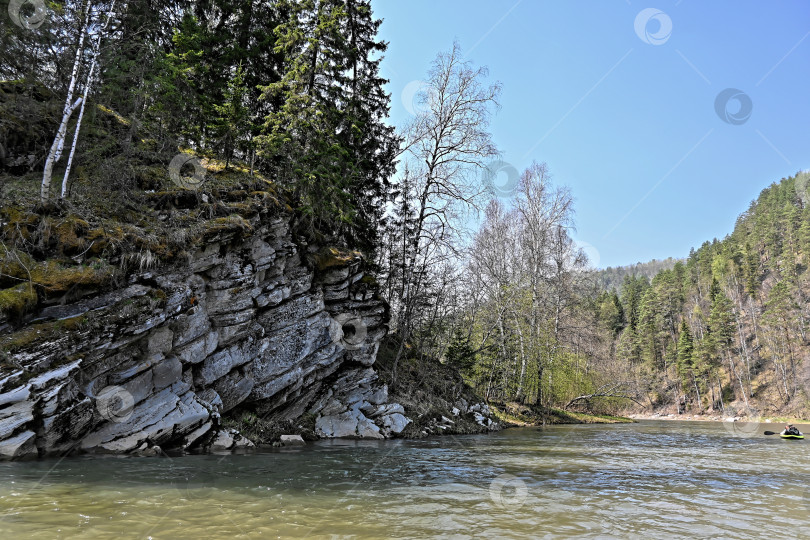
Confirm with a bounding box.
[41,3,91,203]
[41,98,83,202]
[60,0,118,200]
[61,61,96,199]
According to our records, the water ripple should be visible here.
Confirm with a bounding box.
[1,420,809,538]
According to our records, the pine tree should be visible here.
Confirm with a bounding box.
[157,13,211,145]
[676,320,694,387]
[743,242,759,296]
[638,287,661,369]
[211,62,250,169]
[708,288,735,352]
[446,326,476,375]
[799,207,810,260]
[597,290,624,336]
[617,325,641,364]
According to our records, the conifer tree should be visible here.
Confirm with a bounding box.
[259,0,398,250]
[211,62,250,169]
[676,320,694,391]
[446,326,476,375]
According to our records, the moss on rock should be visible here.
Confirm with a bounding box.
[0,283,37,319]
[313,247,361,271]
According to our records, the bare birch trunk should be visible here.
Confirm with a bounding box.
[41,3,91,202]
[61,61,96,199]
[60,1,118,199]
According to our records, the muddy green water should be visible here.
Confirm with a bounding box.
[1,420,809,539]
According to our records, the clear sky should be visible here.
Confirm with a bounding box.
[373,0,810,269]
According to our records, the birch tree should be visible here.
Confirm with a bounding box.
[41,1,91,202]
[381,42,500,387]
[60,0,118,199]
[40,0,118,203]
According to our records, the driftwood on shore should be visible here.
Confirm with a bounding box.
[564,383,644,410]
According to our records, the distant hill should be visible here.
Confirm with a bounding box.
[596,258,682,291]
[593,170,810,417]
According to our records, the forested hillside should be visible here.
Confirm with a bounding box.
[435,171,810,419]
[593,171,810,416]
[1,0,409,333]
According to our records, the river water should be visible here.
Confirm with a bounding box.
[1,420,809,539]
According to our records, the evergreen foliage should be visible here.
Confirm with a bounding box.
[1,0,397,252]
[595,172,810,412]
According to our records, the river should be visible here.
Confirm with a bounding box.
[1,420,808,538]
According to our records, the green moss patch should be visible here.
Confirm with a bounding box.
[0,283,37,319]
[0,249,115,295]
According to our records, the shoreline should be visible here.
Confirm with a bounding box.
[627,412,810,425]
[489,403,635,426]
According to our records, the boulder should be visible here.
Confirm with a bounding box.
[380,413,410,436]
[0,430,37,459]
[279,434,306,446]
[316,411,360,438]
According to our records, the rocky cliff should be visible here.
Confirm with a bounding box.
[0,211,412,459]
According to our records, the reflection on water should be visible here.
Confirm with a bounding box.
[1,421,809,539]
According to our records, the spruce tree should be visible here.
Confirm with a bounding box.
[446,327,476,375]
[676,320,694,386]
[211,62,250,169]
[260,0,398,251]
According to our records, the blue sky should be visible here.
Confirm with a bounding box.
[373,0,810,268]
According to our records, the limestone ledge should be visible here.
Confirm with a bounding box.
[0,216,405,459]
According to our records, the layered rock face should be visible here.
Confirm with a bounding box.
[0,215,410,459]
